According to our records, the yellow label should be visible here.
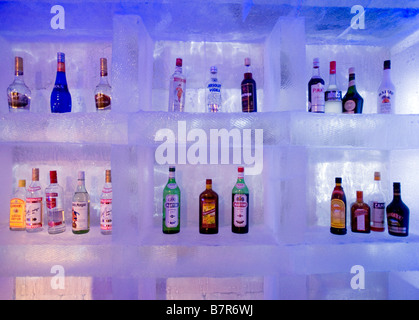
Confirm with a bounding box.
[331,199,345,229]
[202,201,216,227]
[9,198,26,229]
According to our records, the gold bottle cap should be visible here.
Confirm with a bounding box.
[15,56,23,76]
[374,171,381,181]
[18,179,26,188]
[32,168,39,181]
[100,58,108,77]
[105,169,111,183]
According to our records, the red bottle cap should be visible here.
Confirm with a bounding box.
[176,58,182,67]
[238,167,244,173]
[50,170,57,184]
[330,61,336,74]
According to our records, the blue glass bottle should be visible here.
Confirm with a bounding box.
[50,52,72,113]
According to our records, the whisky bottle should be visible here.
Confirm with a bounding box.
[342,67,363,113]
[199,179,219,234]
[232,167,249,234]
[95,58,112,111]
[308,58,325,113]
[241,57,257,112]
[26,168,43,233]
[100,169,112,235]
[350,191,371,233]
[45,170,66,234]
[386,182,409,237]
[72,171,90,234]
[168,58,186,112]
[369,172,386,232]
[51,52,72,113]
[330,177,346,235]
[377,60,395,114]
[7,56,31,112]
[162,166,181,234]
[324,61,342,113]
[9,179,26,231]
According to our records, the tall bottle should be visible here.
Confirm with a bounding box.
[162,166,181,234]
[51,52,72,113]
[342,67,363,114]
[45,170,66,234]
[369,171,386,232]
[206,66,222,112]
[95,58,112,112]
[350,191,371,233]
[241,57,257,112]
[330,177,347,235]
[72,171,90,234]
[100,169,112,235]
[168,58,186,112]
[377,60,395,114]
[199,179,219,234]
[9,179,26,231]
[324,61,342,113]
[26,168,43,233]
[308,58,325,113]
[232,166,249,234]
[386,182,409,237]
[7,56,31,112]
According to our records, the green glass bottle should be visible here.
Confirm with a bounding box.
[162,166,181,234]
[342,67,364,114]
[232,166,249,234]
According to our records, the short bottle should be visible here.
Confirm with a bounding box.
[369,171,386,232]
[308,58,325,113]
[342,67,363,114]
[95,58,112,112]
[199,179,219,234]
[386,182,409,237]
[324,61,342,113]
[9,179,26,231]
[72,171,90,234]
[241,57,257,112]
[330,177,347,235]
[168,58,186,112]
[350,191,371,233]
[51,52,72,113]
[206,66,222,112]
[232,167,249,234]
[377,60,395,114]
[45,170,66,234]
[26,168,43,232]
[100,169,112,235]
[7,56,31,112]
[162,166,181,234]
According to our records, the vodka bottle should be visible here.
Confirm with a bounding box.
[377,60,395,114]
[241,57,257,112]
[232,166,249,234]
[95,58,112,111]
[7,56,31,112]
[162,166,181,234]
[342,67,363,114]
[369,171,386,232]
[324,61,342,113]
[350,191,371,233]
[9,179,26,231]
[100,169,112,235]
[308,58,325,113]
[330,177,347,235]
[199,179,219,234]
[51,52,72,113]
[26,168,43,232]
[386,182,409,237]
[206,66,222,112]
[168,58,186,112]
[45,170,66,234]
[72,171,90,234]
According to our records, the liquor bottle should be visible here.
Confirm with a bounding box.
[241,57,257,112]
[199,179,219,234]
[72,171,90,234]
[330,177,346,235]
[95,58,112,112]
[369,171,386,232]
[386,182,409,237]
[26,168,43,233]
[377,60,395,114]
[7,56,31,112]
[45,170,66,234]
[342,67,363,114]
[232,166,249,234]
[324,61,342,113]
[9,179,26,231]
[308,58,325,113]
[100,169,112,235]
[168,58,186,112]
[162,166,181,234]
[350,191,371,233]
[51,52,72,113]
[206,66,222,112]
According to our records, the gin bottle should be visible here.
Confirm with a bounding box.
[162,166,181,234]
[10,179,26,231]
[206,66,222,112]
[100,169,112,235]
[72,171,90,234]
[45,170,66,234]
[51,52,72,113]
[232,167,249,234]
[168,58,186,112]
[26,168,43,232]
[95,58,112,111]
[7,56,31,112]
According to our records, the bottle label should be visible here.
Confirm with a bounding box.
[10,198,25,229]
[172,77,185,111]
[26,197,43,229]
[233,194,248,228]
[202,200,216,228]
[241,83,256,112]
[387,212,407,234]
[95,93,111,110]
[310,83,325,112]
[100,199,112,231]
[72,201,89,231]
[208,83,221,93]
[372,202,385,229]
[325,90,342,101]
[167,183,178,190]
[344,100,356,113]
[8,92,30,108]
[164,194,179,228]
[354,208,367,231]
[331,199,345,229]
[378,90,394,114]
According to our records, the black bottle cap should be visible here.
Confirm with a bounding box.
[384,60,391,70]
[335,177,342,183]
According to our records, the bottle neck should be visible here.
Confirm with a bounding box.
[206,183,212,190]
[237,171,244,182]
[168,171,176,182]
[382,68,392,83]
[175,66,182,74]
[77,179,86,191]
[328,72,337,88]
[348,74,356,88]
[312,66,320,78]
[99,74,110,85]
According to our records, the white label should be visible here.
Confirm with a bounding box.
[355,208,366,231]
[100,199,112,231]
[372,202,385,228]
[233,194,248,227]
[311,83,325,111]
[378,90,394,114]
[26,197,42,229]
[165,194,179,228]
[72,201,89,231]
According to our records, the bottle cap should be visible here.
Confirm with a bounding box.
[313,58,320,68]
[176,58,182,67]
[349,67,355,75]
[384,60,391,70]
[244,57,251,67]
[210,66,217,74]
[329,61,336,74]
[78,171,85,180]
[335,177,342,184]
[238,167,244,173]
[50,170,57,184]
[57,52,65,63]
[374,171,381,181]
[14,56,23,75]
[100,58,108,76]
[18,180,26,188]
[169,166,175,172]
[105,169,111,183]
[32,168,39,181]
[356,190,363,200]
[206,179,212,185]
[393,182,401,192]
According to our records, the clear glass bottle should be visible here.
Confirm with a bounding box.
[206,66,222,112]
[308,58,325,113]
[369,171,386,232]
[45,170,66,234]
[7,56,31,112]
[26,168,43,233]
[324,61,342,113]
[241,57,257,112]
[51,52,72,113]
[72,171,90,234]
[342,67,364,114]
[95,58,112,112]
[232,166,249,234]
[162,166,181,234]
[100,169,112,235]
[9,179,26,231]
[377,60,395,114]
[386,182,409,237]
[350,191,371,233]
[168,58,186,112]
[199,179,219,234]
[330,177,346,235]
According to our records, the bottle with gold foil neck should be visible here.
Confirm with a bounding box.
[95,58,112,111]
[26,168,43,232]
[10,179,26,230]
[100,169,113,235]
[7,56,31,112]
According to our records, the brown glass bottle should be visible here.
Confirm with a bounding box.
[199,179,219,234]
[330,177,347,235]
[351,191,371,233]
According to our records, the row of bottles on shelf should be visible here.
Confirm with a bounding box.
[309,58,395,114]
[7,54,256,114]
[9,168,112,235]
[330,172,409,236]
